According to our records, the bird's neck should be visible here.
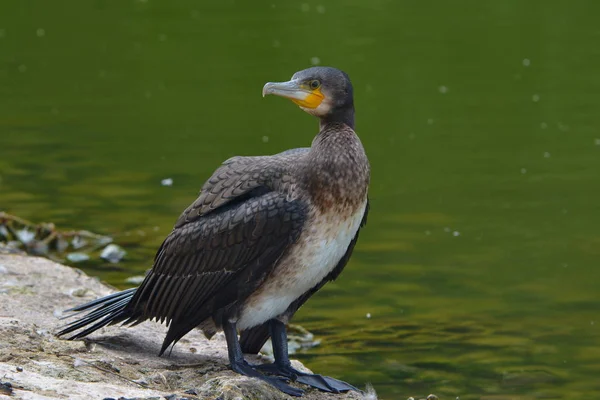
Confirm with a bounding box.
[305,120,370,213]
[319,104,355,131]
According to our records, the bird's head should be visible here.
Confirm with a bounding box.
[262,66,354,125]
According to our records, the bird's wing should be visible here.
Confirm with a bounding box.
[175,149,308,226]
[176,148,309,225]
[240,199,369,354]
[122,155,307,353]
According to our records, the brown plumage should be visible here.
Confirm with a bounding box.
[57,66,370,397]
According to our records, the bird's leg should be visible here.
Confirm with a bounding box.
[254,319,360,393]
[222,320,304,397]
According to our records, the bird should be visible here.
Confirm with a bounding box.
[57,66,370,397]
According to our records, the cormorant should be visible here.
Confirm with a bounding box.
[57,66,370,397]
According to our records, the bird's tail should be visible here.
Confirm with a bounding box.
[240,323,271,354]
[56,288,137,340]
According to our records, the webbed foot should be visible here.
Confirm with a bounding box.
[255,362,359,393]
[232,360,304,397]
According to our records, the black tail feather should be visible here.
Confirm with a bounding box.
[239,323,271,354]
[56,288,137,339]
[64,288,137,313]
[159,319,195,356]
[60,297,129,336]
[59,288,137,320]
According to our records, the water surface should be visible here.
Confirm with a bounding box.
[1,1,600,398]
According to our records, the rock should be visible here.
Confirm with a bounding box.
[100,244,126,263]
[66,252,90,263]
[0,254,372,399]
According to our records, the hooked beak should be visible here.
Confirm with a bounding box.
[262,80,324,109]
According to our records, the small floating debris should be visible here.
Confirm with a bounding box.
[407,395,438,400]
[125,275,145,285]
[161,177,173,186]
[66,252,90,263]
[287,324,319,352]
[366,312,372,319]
[0,212,114,263]
[71,235,88,249]
[260,324,319,356]
[522,58,531,67]
[100,244,126,263]
[15,228,35,244]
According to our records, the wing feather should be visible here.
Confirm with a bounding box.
[122,190,306,353]
[175,149,309,226]
[58,149,313,345]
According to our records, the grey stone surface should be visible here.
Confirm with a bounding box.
[0,254,375,400]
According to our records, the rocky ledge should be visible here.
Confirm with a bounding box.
[0,254,375,400]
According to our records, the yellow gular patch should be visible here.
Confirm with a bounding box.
[292,87,324,109]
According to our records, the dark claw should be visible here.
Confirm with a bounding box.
[231,361,304,397]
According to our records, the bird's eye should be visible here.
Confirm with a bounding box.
[309,80,321,89]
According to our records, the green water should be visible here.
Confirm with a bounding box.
[2,1,600,398]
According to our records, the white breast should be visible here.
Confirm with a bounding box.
[237,200,367,330]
